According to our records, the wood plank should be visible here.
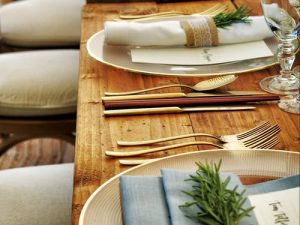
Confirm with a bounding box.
[0,138,74,170]
[73,1,300,225]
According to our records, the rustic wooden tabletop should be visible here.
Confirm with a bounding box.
[72,1,300,224]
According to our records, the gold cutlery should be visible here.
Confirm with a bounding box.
[104,75,237,96]
[101,91,266,101]
[117,121,272,146]
[103,105,256,116]
[119,136,280,166]
[107,135,280,157]
[105,124,280,157]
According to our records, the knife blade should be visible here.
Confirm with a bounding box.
[101,91,266,101]
[103,105,256,116]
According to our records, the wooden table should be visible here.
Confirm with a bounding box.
[72,1,300,224]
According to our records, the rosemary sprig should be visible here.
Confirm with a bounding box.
[213,6,252,28]
[179,160,254,225]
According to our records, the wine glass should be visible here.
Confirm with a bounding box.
[260,0,300,114]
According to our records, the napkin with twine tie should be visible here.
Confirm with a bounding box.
[104,16,274,47]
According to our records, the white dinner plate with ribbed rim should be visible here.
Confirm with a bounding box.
[79,149,300,225]
[87,28,279,77]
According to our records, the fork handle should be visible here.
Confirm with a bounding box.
[119,159,156,165]
[104,84,191,96]
[117,133,219,146]
[105,141,223,157]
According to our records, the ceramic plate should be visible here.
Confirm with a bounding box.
[86,13,282,77]
[79,149,300,225]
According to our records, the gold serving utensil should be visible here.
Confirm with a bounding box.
[117,121,272,146]
[104,75,237,96]
[118,3,228,20]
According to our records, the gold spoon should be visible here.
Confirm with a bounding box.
[104,74,238,96]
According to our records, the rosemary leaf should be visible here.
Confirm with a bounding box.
[179,160,254,225]
[213,5,252,29]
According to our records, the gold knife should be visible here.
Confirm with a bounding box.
[103,105,256,116]
[101,91,265,101]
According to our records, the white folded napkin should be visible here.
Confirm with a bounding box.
[104,16,274,47]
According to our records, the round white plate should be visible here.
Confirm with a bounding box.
[87,30,279,77]
[79,149,300,225]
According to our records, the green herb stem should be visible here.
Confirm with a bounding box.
[213,6,252,28]
[179,160,254,225]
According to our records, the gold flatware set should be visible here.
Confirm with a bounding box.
[104,121,281,165]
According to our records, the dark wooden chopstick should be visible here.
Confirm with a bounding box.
[102,94,280,109]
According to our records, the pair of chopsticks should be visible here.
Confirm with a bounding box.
[102,93,280,116]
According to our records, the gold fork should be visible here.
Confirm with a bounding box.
[106,124,280,157]
[118,4,228,21]
[117,121,272,146]
[118,136,280,165]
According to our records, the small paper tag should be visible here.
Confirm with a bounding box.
[131,40,273,65]
[248,187,300,225]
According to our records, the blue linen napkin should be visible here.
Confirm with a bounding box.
[160,169,258,225]
[120,176,171,225]
[246,174,300,195]
[120,171,300,225]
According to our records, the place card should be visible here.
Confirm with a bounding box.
[131,40,273,65]
[248,187,300,225]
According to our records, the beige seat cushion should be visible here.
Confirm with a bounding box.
[0,50,79,116]
[0,163,74,225]
[0,0,85,47]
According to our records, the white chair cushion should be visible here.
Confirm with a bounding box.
[0,163,74,225]
[0,0,85,47]
[0,50,79,116]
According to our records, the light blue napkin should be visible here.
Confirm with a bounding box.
[120,171,300,225]
[120,176,171,225]
[246,174,300,195]
[161,169,258,225]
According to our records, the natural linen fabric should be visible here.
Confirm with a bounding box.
[0,0,85,47]
[120,176,170,225]
[104,16,274,47]
[119,169,300,225]
[0,163,74,225]
[160,169,257,225]
[0,50,79,116]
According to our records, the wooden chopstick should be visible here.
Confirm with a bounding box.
[102,94,280,109]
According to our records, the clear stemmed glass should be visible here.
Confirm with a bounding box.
[260,0,300,113]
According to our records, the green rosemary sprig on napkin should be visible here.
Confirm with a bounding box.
[213,6,251,28]
[179,160,254,225]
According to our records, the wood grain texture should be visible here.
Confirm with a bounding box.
[0,138,74,170]
[73,1,300,225]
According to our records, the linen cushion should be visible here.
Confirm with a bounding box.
[0,50,79,116]
[0,163,74,225]
[0,0,85,47]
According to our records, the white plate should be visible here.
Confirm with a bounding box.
[87,13,281,77]
[79,149,300,225]
[87,30,279,77]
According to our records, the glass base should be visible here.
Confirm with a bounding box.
[278,95,300,114]
[259,75,300,95]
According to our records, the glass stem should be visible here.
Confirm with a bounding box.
[277,38,297,82]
